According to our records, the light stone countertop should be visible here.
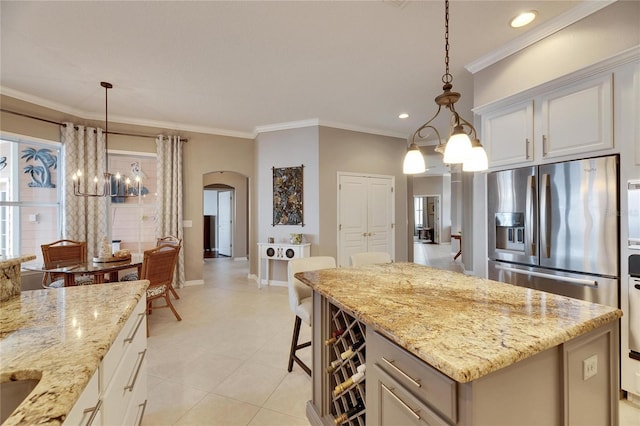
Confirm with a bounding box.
[0,281,148,425]
[295,262,622,383]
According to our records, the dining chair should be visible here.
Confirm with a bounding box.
[40,239,93,288]
[121,235,181,299]
[349,251,392,267]
[141,243,182,335]
[287,256,336,376]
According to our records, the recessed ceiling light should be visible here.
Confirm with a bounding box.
[398,113,409,119]
[510,10,537,28]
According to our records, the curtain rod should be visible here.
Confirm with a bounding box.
[0,108,188,142]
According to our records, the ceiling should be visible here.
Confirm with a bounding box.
[1,1,595,140]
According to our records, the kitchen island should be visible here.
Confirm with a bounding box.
[296,262,622,426]
[0,281,148,425]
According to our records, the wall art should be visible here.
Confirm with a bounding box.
[272,164,304,226]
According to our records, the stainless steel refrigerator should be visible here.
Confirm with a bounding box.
[487,155,619,308]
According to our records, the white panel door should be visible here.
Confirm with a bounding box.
[367,177,393,253]
[338,174,394,268]
[338,175,368,267]
[217,190,233,257]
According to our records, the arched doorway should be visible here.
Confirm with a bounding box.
[202,171,249,260]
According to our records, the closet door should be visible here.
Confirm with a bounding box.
[338,175,368,267]
[367,177,393,254]
[338,174,394,268]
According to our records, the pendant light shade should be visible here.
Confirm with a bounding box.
[442,126,472,164]
[403,143,426,174]
[462,139,489,172]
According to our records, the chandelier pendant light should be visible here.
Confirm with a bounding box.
[403,0,488,174]
[72,82,142,197]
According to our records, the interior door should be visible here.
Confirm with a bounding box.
[367,177,393,254]
[217,190,233,257]
[338,175,368,267]
[338,174,394,268]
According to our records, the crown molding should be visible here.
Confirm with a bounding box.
[254,118,408,140]
[0,86,254,140]
[465,0,617,74]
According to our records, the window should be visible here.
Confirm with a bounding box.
[414,196,424,229]
[0,135,61,265]
[108,152,157,254]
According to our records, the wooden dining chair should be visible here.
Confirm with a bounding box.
[40,239,93,288]
[121,235,181,299]
[141,243,182,335]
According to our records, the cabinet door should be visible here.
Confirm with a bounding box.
[368,364,448,426]
[541,73,613,159]
[482,100,534,168]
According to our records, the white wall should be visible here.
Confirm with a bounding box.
[255,126,320,281]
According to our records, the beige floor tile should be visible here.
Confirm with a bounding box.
[173,393,260,426]
[142,379,208,426]
[212,360,288,406]
[247,408,311,426]
[262,370,312,419]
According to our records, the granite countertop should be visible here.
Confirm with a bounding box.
[296,262,622,383]
[0,281,149,425]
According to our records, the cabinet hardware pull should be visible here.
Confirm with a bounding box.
[542,135,548,156]
[83,398,103,425]
[525,138,530,159]
[125,349,147,391]
[381,357,421,388]
[135,400,148,426]
[381,383,420,421]
[124,312,146,343]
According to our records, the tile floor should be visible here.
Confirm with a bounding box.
[142,244,640,425]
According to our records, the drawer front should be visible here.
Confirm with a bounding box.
[102,331,147,426]
[368,363,449,426]
[368,331,457,423]
[103,297,146,382]
[64,369,101,426]
[122,358,148,426]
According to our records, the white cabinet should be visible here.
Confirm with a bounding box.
[64,295,147,426]
[480,72,614,168]
[540,73,613,159]
[257,243,310,287]
[482,100,534,168]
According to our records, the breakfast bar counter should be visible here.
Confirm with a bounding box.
[296,262,622,426]
[0,281,148,425]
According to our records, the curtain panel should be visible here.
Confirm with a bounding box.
[61,123,108,258]
[156,135,185,289]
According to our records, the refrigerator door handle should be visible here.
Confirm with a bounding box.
[540,173,551,258]
[494,264,598,288]
[525,175,537,256]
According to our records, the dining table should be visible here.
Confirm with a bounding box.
[24,254,143,287]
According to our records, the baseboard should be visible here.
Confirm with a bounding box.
[184,279,204,287]
[233,257,248,261]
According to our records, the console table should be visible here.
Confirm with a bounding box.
[257,243,310,288]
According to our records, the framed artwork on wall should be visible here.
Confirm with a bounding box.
[272,164,304,226]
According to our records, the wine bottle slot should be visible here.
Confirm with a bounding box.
[333,397,365,425]
[333,364,366,397]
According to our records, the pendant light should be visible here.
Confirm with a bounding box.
[72,82,141,197]
[404,0,488,173]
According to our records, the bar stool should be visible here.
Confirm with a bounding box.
[287,256,336,375]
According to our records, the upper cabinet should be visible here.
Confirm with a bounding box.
[479,72,615,169]
[540,73,613,159]
[482,100,534,168]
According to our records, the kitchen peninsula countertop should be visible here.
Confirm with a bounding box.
[0,281,148,425]
[295,262,622,383]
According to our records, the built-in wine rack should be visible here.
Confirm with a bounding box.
[326,303,366,426]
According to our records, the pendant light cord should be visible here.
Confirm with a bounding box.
[442,0,452,85]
